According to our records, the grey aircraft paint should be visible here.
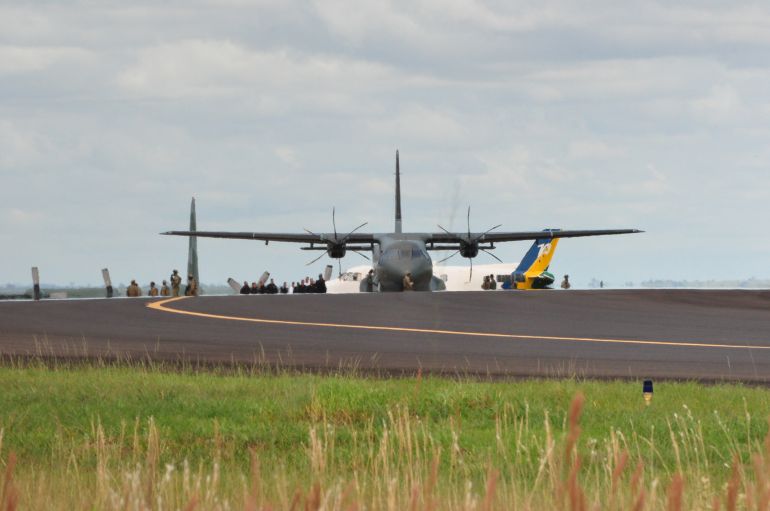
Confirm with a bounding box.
[187,197,200,291]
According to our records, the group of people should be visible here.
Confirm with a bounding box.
[125,269,198,297]
[481,274,498,290]
[239,278,285,295]
[239,275,327,295]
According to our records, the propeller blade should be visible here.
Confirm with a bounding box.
[472,224,502,243]
[438,250,460,264]
[305,252,326,266]
[481,248,503,263]
[437,224,453,236]
[467,206,471,239]
[332,207,338,240]
[468,257,473,283]
[338,258,342,277]
[352,250,371,261]
[303,228,319,237]
[340,222,369,243]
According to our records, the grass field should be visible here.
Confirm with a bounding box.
[1,362,770,509]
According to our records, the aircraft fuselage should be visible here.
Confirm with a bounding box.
[373,235,434,291]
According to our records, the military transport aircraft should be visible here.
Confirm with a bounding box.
[327,232,562,293]
[162,151,642,292]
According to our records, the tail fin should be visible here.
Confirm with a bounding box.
[395,150,402,233]
[511,229,560,289]
[187,197,199,287]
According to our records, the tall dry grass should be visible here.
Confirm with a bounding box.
[2,392,770,509]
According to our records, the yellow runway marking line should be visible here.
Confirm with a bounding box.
[147,297,770,351]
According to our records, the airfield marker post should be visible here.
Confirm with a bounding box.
[31,266,41,301]
[643,380,653,406]
[102,268,114,298]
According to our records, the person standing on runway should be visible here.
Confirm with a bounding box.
[170,270,182,297]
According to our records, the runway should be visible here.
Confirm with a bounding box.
[1,290,770,381]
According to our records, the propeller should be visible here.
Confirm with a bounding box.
[436,206,502,282]
[304,207,368,277]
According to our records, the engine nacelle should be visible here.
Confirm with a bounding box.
[327,243,347,259]
[460,242,479,259]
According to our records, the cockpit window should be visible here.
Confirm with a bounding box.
[381,247,430,261]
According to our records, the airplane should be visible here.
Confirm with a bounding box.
[162,151,642,292]
[326,234,561,293]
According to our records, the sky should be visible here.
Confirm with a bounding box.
[2,0,770,288]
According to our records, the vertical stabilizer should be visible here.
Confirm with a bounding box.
[395,150,402,233]
[187,197,200,290]
[509,229,561,289]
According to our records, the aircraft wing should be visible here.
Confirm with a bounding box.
[428,229,643,244]
[161,231,376,244]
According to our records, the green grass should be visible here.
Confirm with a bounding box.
[1,363,770,509]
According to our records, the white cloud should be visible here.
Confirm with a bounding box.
[116,39,396,100]
[0,45,94,75]
[689,84,744,124]
[274,146,300,167]
[366,105,467,144]
[568,140,624,160]
[522,58,717,102]
[0,121,54,169]
[4,208,44,224]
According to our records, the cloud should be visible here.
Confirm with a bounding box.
[568,140,625,160]
[0,45,94,75]
[366,105,467,144]
[4,208,44,224]
[116,39,397,106]
[0,120,54,169]
[522,58,716,102]
[274,146,300,167]
[689,84,744,124]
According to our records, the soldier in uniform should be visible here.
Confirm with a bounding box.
[364,269,374,292]
[265,278,278,294]
[561,275,571,289]
[170,270,182,297]
[185,274,198,296]
[240,281,251,294]
[489,274,497,290]
[148,281,159,297]
[126,280,141,297]
[402,272,414,291]
[160,280,171,296]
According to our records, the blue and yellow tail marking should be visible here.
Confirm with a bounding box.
[508,229,560,290]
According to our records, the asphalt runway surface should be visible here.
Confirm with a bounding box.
[2,290,770,382]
